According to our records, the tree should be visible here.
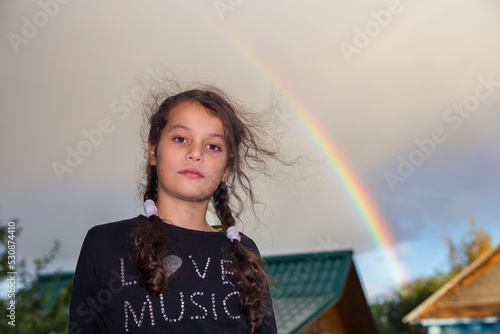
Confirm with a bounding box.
[445,218,492,277]
[370,219,493,334]
[371,274,448,334]
[0,218,71,333]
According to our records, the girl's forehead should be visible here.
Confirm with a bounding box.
[166,102,225,135]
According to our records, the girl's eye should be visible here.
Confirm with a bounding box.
[173,137,186,143]
[207,144,221,151]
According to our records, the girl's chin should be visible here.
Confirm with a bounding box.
[161,192,214,203]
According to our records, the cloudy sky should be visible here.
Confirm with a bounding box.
[1,0,500,299]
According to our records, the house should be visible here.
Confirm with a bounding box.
[265,250,378,334]
[403,245,500,334]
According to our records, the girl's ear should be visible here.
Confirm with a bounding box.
[148,141,157,166]
[221,168,230,183]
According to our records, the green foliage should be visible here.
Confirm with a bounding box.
[370,219,494,334]
[445,218,492,277]
[371,274,448,334]
[0,218,70,333]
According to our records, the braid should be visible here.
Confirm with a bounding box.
[144,165,158,203]
[213,182,236,230]
[213,182,269,333]
[130,165,170,296]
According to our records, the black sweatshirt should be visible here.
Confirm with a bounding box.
[69,215,277,334]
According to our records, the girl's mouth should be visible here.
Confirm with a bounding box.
[179,167,204,178]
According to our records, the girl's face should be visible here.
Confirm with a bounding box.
[149,101,229,204]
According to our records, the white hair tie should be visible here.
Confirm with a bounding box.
[226,226,241,242]
[144,199,158,218]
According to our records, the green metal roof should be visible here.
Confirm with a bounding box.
[35,272,74,306]
[264,250,353,334]
[37,272,74,290]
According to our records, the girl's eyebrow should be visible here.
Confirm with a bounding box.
[168,124,190,132]
[168,124,225,139]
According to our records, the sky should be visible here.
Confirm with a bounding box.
[1,0,500,300]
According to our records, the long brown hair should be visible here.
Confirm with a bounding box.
[130,87,279,332]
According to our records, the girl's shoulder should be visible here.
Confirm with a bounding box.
[240,233,261,255]
[210,224,260,252]
[84,215,146,245]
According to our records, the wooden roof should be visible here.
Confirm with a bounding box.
[403,245,500,323]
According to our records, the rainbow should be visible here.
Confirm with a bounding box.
[207,17,409,288]
[271,92,408,287]
[282,96,409,287]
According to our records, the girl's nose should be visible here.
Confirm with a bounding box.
[186,146,203,162]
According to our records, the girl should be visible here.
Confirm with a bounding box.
[69,88,278,333]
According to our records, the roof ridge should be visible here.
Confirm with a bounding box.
[403,244,500,323]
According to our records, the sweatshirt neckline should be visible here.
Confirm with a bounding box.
[138,214,225,238]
